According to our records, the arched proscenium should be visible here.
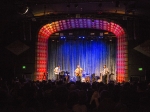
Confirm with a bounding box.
[35,19,128,82]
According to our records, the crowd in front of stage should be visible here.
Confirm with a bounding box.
[0,77,150,112]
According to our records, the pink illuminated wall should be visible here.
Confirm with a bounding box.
[35,19,128,82]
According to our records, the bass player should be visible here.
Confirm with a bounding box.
[74,65,83,82]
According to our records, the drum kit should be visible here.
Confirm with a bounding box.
[59,71,70,82]
[81,73,91,82]
[59,71,114,83]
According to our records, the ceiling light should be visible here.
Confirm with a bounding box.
[18,6,29,15]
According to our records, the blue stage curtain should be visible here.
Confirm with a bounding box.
[48,39,117,81]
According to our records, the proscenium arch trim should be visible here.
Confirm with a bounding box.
[35,18,128,82]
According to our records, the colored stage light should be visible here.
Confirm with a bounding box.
[99,36,103,38]
[60,36,66,39]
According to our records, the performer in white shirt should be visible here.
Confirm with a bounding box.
[74,65,83,82]
[54,66,60,81]
[102,65,109,84]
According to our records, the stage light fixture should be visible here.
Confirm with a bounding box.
[83,36,85,39]
[99,36,103,39]
[69,33,73,35]
[104,32,109,35]
[60,33,64,36]
[90,33,95,35]
[109,37,112,41]
[60,36,66,40]
[55,33,59,35]
[100,32,103,36]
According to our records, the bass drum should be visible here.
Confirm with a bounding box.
[85,76,90,82]
[60,71,65,75]
[64,75,70,83]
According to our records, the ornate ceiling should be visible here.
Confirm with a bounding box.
[1,0,150,41]
[2,0,150,22]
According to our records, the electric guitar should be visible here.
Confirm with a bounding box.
[75,73,80,76]
[75,67,83,76]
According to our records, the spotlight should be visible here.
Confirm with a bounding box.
[100,32,103,36]
[79,36,81,38]
[83,36,85,39]
[90,33,95,35]
[99,36,103,39]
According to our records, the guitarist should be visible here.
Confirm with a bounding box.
[102,65,109,84]
[74,65,83,82]
[54,66,60,81]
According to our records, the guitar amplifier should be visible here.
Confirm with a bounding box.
[60,71,65,75]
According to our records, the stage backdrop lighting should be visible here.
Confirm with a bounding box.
[35,18,128,82]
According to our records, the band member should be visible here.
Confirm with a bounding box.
[102,65,109,84]
[54,66,60,81]
[74,65,83,82]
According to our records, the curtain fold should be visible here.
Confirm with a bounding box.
[48,39,117,81]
